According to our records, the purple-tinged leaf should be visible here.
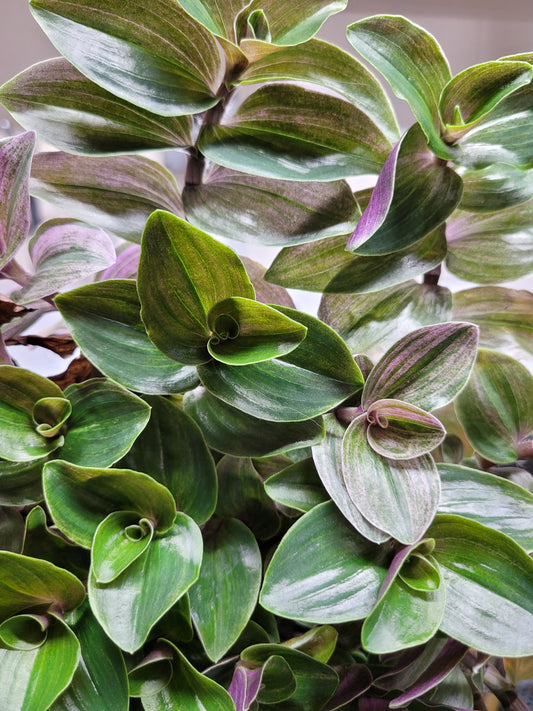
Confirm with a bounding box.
[322,663,372,710]
[31,152,184,242]
[228,665,262,711]
[240,256,294,309]
[0,131,34,269]
[362,322,479,412]
[312,414,390,544]
[389,639,469,708]
[366,399,446,460]
[11,219,115,305]
[459,163,533,212]
[342,416,440,544]
[347,124,462,256]
[100,244,140,280]
[455,349,533,463]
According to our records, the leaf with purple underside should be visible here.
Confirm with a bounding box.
[227,664,262,711]
[100,245,140,280]
[322,663,372,710]
[362,322,479,412]
[347,124,462,256]
[0,131,34,270]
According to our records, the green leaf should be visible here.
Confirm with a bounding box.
[128,646,173,698]
[264,458,329,513]
[446,201,533,282]
[30,152,184,242]
[240,256,295,309]
[138,210,254,365]
[50,606,129,711]
[266,223,447,294]
[11,219,115,305]
[176,0,250,42]
[283,626,338,665]
[256,655,296,704]
[92,512,155,584]
[440,61,532,135]
[0,507,24,553]
[43,460,177,548]
[437,463,533,552]
[455,349,533,463]
[183,165,359,247]
[239,38,399,143]
[60,379,150,467]
[0,366,64,462]
[260,501,387,623]
[347,15,452,158]
[89,514,202,653]
[459,163,533,212]
[189,518,261,661]
[30,0,225,116]
[55,280,199,395]
[0,614,80,711]
[428,515,533,656]
[184,386,325,457]
[0,551,85,620]
[199,306,362,421]
[452,286,533,357]
[207,297,307,365]
[362,322,479,412]
[0,131,34,269]
[141,641,235,710]
[362,555,445,654]
[0,458,46,506]
[319,281,452,362]
[246,0,347,46]
[0,59,193,154]
[33,397,72,438]
[365,399,445,459]
[199,83,392,181]
[241,643,339,711]
[312,414,389,543]
[215,456,280,540]
[342,416,440,544]
[347,124,462,256]
[121,396,216,525]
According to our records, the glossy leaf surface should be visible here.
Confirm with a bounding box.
[0,458,45,506]
[189,518,261,661]
[43,460,177,548]
[138,210,254,364]
[261,501,387,623]
[342,416,440,544]
[0,59,193,154]
[0,131,34,269]
[459,162,533,212]
[91,512,154,584]
[429,515,533,657]
[362,322,479,412]
[176,0,250,42]
[347,125,462,255]
[347,15,452,156]
[56,280,199,395]
[183,166,358,246]
[31,152,183,241]
[30,0,225,115]
[89,514,202,653]
[246,0,348,45]
[121,396,216,525]
[455,349,533,462]
[264,458,329,513]
[199,83,391,181]
[438,463,533,551]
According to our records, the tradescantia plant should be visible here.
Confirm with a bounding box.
[1,1,533,709]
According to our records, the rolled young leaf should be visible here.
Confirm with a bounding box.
[29,0,225,116]
[347,15,452,158]
[199,83,392,181]
[43,460,177,548]
[30,152,184,242]
[0,131,34,269]
[260,501,387,623]
[11,219,116,305]
[454,349,533,463]
[362,322,479,412]
[176,0,251,42]
[428,515,533,657]
[0,59,193,155]
[189,518,262,661]
[55,280,200,395]
[342,415,440,544]
[91,512,155,584]
[138,210,254,364]
[89,514,202,653]
[183,165,359,247]
[347,124,462,256]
